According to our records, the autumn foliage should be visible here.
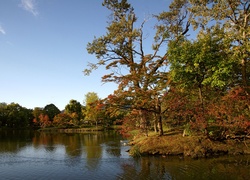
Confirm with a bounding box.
[207,87,250,138]
[53,113,74,128]
[33,114,51,128]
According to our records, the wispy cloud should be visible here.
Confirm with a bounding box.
[0,25,6,35]
[20,0,39,16]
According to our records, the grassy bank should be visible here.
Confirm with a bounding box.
[129,131,250,158]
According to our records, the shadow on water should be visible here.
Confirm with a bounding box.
[0,129,250,179]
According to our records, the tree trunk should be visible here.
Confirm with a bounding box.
[157,114,164,136]
[139,110,148,136]
[241,58,248,88]
[198,86,206,116]
[198,86,203,106]
[155,97,164,136]
[197,85,209,136]
[154,114,159,133]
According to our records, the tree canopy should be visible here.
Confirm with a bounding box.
[43,104,61,121]
[65,99,83,122]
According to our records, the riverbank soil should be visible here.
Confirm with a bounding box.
[129,132,250,158]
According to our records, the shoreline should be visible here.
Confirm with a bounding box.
[2,127,249,159]
[128,133,250,158]
[36,125,122,133]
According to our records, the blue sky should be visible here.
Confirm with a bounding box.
[0,0,170,110]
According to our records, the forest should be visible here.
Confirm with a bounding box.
[1,0,250,146]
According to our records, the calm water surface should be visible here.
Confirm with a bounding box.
[0,129,250,180]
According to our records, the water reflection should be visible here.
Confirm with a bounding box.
[30,131,121,158]
[118,156,250,180]
[0,129,250,180]
[0,129,33,152]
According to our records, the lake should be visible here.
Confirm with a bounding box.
[0,129,250,180]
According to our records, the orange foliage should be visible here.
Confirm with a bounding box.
[39,114,51,128]
[53,113,73,128]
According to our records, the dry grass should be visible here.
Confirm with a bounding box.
[129,132,250,158]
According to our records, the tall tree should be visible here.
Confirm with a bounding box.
[43,104,61,122]
[85,0,191,135]
[84,92,100,125]
[65,100,82,122]
[167,27,236,134]
[168,26,234,104]
[33,107,43,127]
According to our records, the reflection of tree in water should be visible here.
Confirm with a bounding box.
[43,133,56,152]
[105,141,121,157]
[118,157,168,180]
[64,134,82,157]
[0,129,33,153]
[118,162,139,179]
[83,133,103,170]
[32,132,83,156]
[32,132,60,152]
[105,132,122,157]
[118,156,250,180]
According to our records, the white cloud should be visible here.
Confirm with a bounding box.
[20,0,39,16]
[0,25,6,35]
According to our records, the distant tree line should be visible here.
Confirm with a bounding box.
[0,92,121,129]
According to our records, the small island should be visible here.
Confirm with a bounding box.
[128,130,250,158]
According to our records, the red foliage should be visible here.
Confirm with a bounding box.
[118,109,152,137]
[163,88,198,126]
[208,87,250,136]
[118,116,136,138]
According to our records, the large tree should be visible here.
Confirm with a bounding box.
[84,92,100,125]
[32,107,43,127]
[85,0,190,135]
[168,26,234,105]
[65,99,83,122]
[43,104,61,122]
